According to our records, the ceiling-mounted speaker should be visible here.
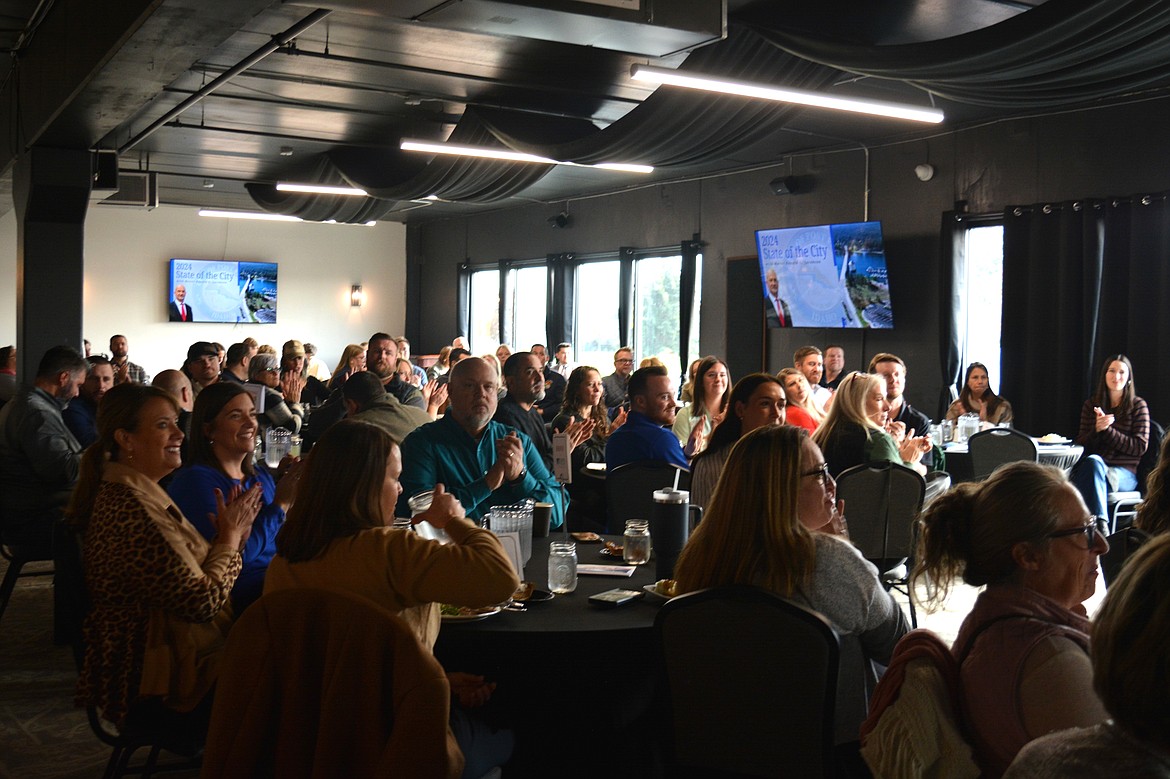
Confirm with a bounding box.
[769,176,799,196]
[92,150,119,191]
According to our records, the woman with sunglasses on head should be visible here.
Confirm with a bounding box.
[688,373,786,508]
[1070,354,1150,520]
[914,462,1110,777]
[675,425,907,749]
[812,372,931,479]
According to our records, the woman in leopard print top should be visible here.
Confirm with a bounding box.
[67,383,261,728]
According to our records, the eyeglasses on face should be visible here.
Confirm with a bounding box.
[1046,516,1109,550]
[801,462,833,486]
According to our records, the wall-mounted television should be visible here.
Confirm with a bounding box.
[755,220,893,329]
[168,259,278,324]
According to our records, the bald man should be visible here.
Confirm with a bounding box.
[397,357,566,529]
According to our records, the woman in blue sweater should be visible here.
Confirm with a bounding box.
[168,382,301,611]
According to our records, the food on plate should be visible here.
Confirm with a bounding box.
[603,540,623,555]
[654,579,678,597]
[513,581,535,601]
[570,531,602,542]
[1037,433,1068,443]
[439,604,499,617]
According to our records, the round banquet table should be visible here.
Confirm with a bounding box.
[942,441,1083,482]
[433,533,665,778]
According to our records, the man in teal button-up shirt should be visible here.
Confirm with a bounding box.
[398,357,565,528]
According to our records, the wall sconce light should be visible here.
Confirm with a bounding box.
[350,285,365,307]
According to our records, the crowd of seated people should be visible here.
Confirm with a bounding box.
[7,330,1169,776]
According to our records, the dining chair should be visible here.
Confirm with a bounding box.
[55,523,204,779]
[202,588,462,779]
[1106,419,1164,532]
[835,461,925,627]
[655,586,840,778]
[604,460,690,535]
[967,427,1038,481]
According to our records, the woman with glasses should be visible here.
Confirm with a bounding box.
[246,352,302,435]
[1004,533,1170,777]
[675,425,907,749]
[914,462,1110,777]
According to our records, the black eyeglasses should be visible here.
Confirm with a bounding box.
[1046,516,1109,550]
[801,462,832,486]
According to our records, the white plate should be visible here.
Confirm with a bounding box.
[440,606,502,622]
[642,584,670,601]
[1036,436,1071,445]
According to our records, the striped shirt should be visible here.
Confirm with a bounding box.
[1075,396,1150,472]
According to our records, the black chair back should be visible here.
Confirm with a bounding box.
[655,586,840,778]
[835,461,925,571]
[604,460,690,535]
[967,427,1038,480]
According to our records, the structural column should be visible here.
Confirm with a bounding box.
[12,147,91,380]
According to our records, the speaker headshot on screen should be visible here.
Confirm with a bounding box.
[169,284,195,323]
[763,267,792,328]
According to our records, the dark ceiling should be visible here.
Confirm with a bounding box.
[6,0,1168,224]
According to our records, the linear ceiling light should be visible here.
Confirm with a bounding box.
[198,209,303,222]
[399,139,654,173]
[276,182,368,196]
[629,64,944,124]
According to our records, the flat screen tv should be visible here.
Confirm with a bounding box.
[756,220,893,329]
[167,259,278,324]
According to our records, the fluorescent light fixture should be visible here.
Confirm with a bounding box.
[629,64,944,124]
[198,209,303,222]
[400,139,654,173]
[277,182,368,196]
[323,219,378,227]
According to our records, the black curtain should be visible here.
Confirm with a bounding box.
[678,237,702,378]
[1001,201,1105,436]
[1097,197,1170,423]
[618,247,636,349]
[545,253,576,349]
[937,211,975,419]
[455,262,472,342]
[497,259,513,348]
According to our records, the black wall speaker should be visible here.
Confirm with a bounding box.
[92,150,119,191]
[769,176,799,196]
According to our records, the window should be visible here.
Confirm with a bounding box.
[466,246,702,373]
[468,269,500,354]
[962,224,1004,391]
[575,260,621,369]
[633,253,701,373]
[467,265,548,354]
[507,265,549,351]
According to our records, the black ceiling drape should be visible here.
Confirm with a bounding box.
[247,25,839,220]
[752,0,1170,108]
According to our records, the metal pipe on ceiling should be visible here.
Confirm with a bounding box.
[118,8,333,154]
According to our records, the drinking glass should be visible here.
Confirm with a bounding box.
[548,542,577,593]
[623,519,651,565]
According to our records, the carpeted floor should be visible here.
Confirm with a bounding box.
[0,559,199,778]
